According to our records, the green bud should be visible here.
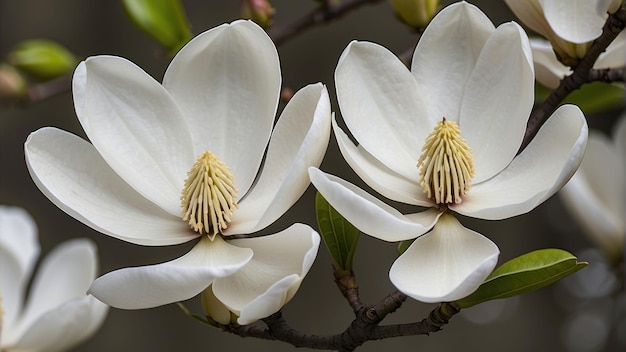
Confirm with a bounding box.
[389,0,440,30]
[0,64,27,100]
[121,0,192,56]
[241,0,275,29]
[8,40,77,80]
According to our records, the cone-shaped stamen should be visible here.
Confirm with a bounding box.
[417,118,475,205]
[181,151,238,239]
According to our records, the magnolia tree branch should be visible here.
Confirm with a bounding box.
[267,0,384,46]
[588,67,625,83]
[520,6,626,151]
[221,300,459,350]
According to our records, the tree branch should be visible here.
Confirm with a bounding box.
[520,6,626,151]
[267,0,384,46]
[588,67,625,83]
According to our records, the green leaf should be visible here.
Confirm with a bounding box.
[176,302,214,326]
[455,248,587,309]
[9,39,77,79]
[315,192,359,271]
[121,0,192,56]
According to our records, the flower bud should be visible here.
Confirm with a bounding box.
[241,0,275,29]
[8,40,77,80]
[0,64,27,100]
[389,0,440,30]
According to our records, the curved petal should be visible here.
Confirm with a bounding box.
[389,213,499,303]
[74,57,194,216]
[461,22,534,183]
[594,30,626,69]
[309,168,441,241]
[227,84,331,234]
[531,38,571,89]
[163,20,281,196]
[9,296,107,352]
[560,133,625,256]
[505,0,553,38]
[25,128,196,246]
[333,119,431,206]
[412,1,494,124]
[615,114,626,161]
[17,239,99,335]
[88,236,253,309]
[335,40,429,180]
[215,224,320,324]
[541,0,609,43]
[0,206,40,335]
[452,104,588,219]
[201,286,233,325]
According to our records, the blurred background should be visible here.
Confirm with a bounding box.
[1,1,624,351]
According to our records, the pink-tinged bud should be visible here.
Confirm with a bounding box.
[241,0,275,29]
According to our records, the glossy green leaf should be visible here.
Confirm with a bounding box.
[315,192,359,271]
[9,39,77,79]
[121,0,192,56]
[455,248,587,308]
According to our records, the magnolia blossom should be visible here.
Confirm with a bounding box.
[560,115,625,262]
[0,206,108,351]
[25,20,331,325]
[309,2,587,303]
[505,0,622,65]
[531,32,626,88]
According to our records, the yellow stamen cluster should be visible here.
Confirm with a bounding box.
[417,118,475,205]
[181,151,238,239]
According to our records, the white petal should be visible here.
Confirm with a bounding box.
[560,132,625,255]
[335,40,429,179]
[201,286,232,325]
[308,168,441,241]
[163,20,281,196]
[227,84,331,234]
[17,239,99,334]
[452,104,588,219]
[531,38,571,89]
[9,296,108,352]
[389,213,499,303]
[412,1,494,124]
[25,128,196,246]
[615,114,626,161]
[594,30,626,69]
[88,236,253,309]
[461,22,534,182]
[0,206,40,334]
[505,0,553,38]
[215,224,320,324]
[541,0,608,43]
[333,119,431,206]
[74,57,194,216]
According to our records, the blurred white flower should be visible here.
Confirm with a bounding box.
[506,0,623,66]
[0,205,108,352]
[309,2,588,303]
[560,115,625,262]
[25,20,331,325]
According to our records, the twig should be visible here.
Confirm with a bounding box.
[520,6,626,151]
[268,0,385,46]
[588,67,625,83]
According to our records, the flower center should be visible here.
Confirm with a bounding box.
[417,118,475,205]
[181,151,238,239]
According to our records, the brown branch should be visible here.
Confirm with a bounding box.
[216,296,457,350]
[267,0,384,46]
[520,5,626,151]
[588,67,625,83]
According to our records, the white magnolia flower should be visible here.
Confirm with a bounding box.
[505,0,622,65]
[25,20,331,325]
[0,205,108,352]
[560,115,626,262]
[530,33,626,88]
[309,2,588,303]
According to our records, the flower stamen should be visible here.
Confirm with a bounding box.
[417,118,475,205]
[181,151,238,239]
